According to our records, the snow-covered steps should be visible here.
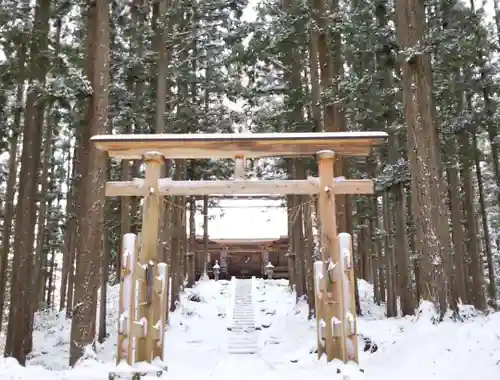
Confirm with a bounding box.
[227,279,258,354]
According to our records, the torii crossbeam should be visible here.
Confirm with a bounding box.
[91,131,387,159]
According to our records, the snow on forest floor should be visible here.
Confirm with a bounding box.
[0,278,499,379]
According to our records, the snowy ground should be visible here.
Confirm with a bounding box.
[0,278,499,380]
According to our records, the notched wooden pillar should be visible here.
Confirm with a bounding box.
[316,150,348,363]
[135,151,164,363]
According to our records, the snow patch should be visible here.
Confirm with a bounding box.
[0,279,498,380]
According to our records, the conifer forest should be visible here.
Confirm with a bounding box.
[0,0,499,376]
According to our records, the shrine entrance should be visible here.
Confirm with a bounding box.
[92,131,387,365]
[191,236,289,279]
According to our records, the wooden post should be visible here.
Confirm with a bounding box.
[187,197,196,287]
[135,152,163,363]
[185,251,194,286]
[153,263,168,359]
[339,232,358,362]
[117,233,137,365]
[262,249,269,276]
[203,195,209,277]
[286,251,296,289]
[221,247,228,278]
[313,260,326,359]
[234,156,245,179]
[316,150,348,362]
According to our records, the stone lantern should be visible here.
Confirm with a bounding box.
[265,261,274,279]
[213,260,221,281]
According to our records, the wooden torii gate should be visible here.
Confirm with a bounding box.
[91,131,387,366]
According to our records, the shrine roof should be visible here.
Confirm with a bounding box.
[193,236,288,245]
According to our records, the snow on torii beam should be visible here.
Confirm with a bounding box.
[105,177,374,197]
[91,131,388,159]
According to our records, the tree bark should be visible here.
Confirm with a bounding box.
[69,0,109,366]
[5,0,51,363]
[0,36,25,331]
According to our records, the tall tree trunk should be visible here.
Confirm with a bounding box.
[69,0,109,366]
[26,101,54,354]
[59,140,76,312]
[98,59,115,342]
[5,0,51,363]
[493,0,500,44]
[313,0,350,233]
[392,184,413,315]
[395,0,452,316]
[303,196,315,315]
[65,134,81,318]
[383,192,397,317]
[472,132,497,305]
[98,191,112,344]
[153,0,170,265]
[0,37,26,331]
[445,148,467,307]
[458,125,485,310]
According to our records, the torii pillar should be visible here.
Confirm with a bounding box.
[134,152,164,362]
[314,150,358,363]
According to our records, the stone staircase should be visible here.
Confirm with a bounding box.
[227,279,258,354]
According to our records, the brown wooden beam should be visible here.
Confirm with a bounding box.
[91,131,387,159]
[105,178,374,197]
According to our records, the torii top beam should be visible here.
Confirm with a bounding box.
[90,131,388,159]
